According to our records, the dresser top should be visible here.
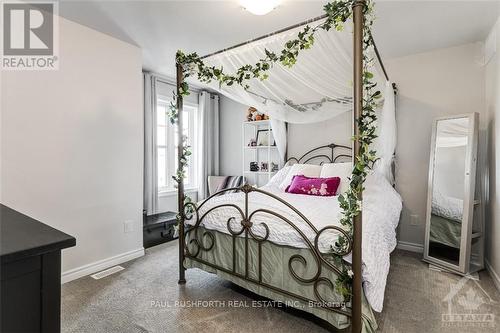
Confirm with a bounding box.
[1,204,76,263]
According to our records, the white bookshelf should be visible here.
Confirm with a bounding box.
[242,119,281,187]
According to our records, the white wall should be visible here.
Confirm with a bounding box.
[1,17,144,282]
[485,17,500,286]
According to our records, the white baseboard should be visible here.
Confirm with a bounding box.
[485,259,500,292]
[61,247,145,284]
[397,241,424,253]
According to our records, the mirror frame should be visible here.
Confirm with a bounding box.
[423,112,479,274]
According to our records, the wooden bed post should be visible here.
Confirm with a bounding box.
[176,62,186,285]
[352,0,365,332]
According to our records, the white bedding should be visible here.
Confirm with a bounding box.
[432,190,463,222]
[186,171,402,312]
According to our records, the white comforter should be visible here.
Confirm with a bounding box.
[432,190,463,222]
[187,172,402,312]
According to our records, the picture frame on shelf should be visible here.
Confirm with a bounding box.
[256,129,275,146]
[249,162,259,172]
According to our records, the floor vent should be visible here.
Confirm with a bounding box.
[90,266,124,280]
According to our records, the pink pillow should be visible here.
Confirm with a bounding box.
[286,175,340,196]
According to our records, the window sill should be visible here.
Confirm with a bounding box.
[159,187,198,198]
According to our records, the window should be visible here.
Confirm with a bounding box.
[157,97,197,193]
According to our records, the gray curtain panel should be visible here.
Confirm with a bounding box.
[143,73,158,215]
[198,91,220,199]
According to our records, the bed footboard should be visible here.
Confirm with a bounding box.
[179,184,354,318]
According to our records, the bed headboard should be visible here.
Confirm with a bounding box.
[285,143,396,186]
[285,143,352,166]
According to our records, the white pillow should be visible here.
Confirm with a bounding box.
[320,162,353,194]
[266,166,291,188]
[279,164,322,190]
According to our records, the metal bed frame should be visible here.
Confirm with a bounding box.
[181,144,354,318]
[175,1,392,331]
[286,143,353,165]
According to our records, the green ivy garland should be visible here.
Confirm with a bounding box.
[169,0,380,303]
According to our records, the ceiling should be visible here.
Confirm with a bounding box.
[58,0,500,78]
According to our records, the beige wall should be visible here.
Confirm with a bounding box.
[385,42,487,249]
[1,17,144,282]
[485,17,500,285]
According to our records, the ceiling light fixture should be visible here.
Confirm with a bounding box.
[239,0,282,16]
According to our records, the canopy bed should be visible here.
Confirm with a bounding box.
[171,1,399,332]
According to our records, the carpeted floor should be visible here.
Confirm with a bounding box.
[62,241,500,332]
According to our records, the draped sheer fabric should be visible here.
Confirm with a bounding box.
[199,19,396,181]
[373,81,397,182]
[204,20,354,124]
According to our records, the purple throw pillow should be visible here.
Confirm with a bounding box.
[285,175,341,196]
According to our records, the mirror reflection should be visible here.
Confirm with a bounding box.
[429,117,469,266]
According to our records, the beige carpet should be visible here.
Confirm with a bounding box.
[62,241,500,332]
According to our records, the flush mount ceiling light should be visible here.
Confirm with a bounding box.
[239,0,282,16]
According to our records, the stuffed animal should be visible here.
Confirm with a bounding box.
[246,107,257,121]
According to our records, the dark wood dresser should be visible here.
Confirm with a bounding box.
[0,204,76,333]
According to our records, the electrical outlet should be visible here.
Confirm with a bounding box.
[410,214,419,226]
[123,220,134,233]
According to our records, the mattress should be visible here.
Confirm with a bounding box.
[185,171,402,312]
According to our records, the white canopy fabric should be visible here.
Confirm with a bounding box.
[204,20,355,125]
[198,19,396,181]
[373,81,397,183]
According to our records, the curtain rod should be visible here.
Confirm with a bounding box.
[369,31,395,90]
[199,13,393,84]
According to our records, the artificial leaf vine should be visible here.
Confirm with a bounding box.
[335,0,380,301]
[167,92,194,222]
[171,0,379,303]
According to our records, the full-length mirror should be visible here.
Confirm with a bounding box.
[424,113,481,275]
